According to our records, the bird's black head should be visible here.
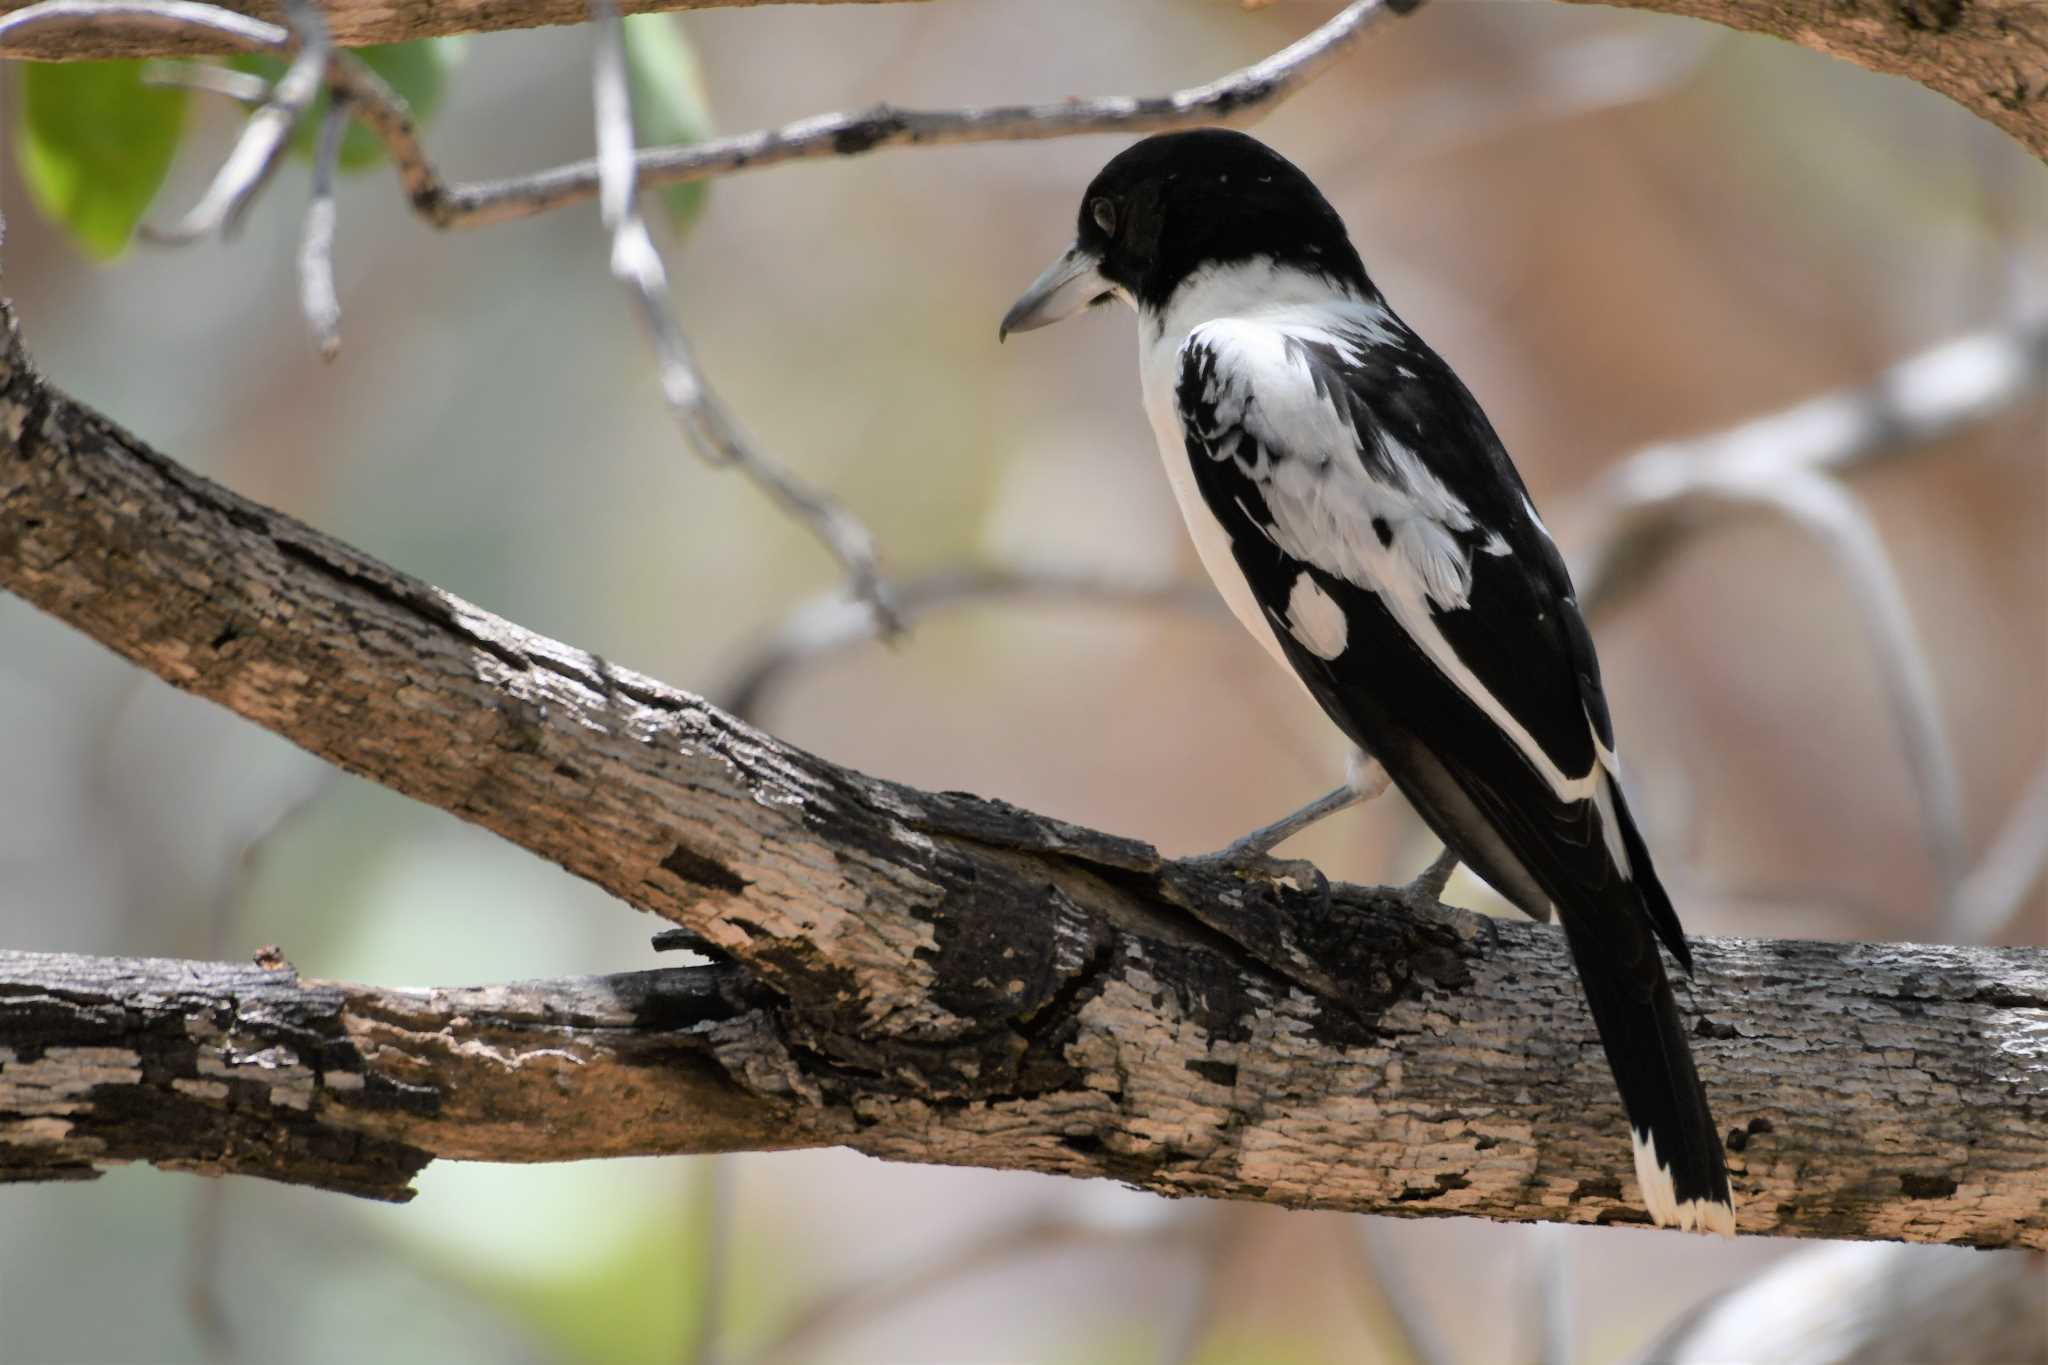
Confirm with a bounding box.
[1001,129,1370,337]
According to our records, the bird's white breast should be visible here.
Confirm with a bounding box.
[1140,324,1294,674]
[1136,260,1383,677]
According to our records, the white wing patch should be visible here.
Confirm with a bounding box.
[1283,571,1348,660]
[1181,314,1614,806]
[1185,317,1481,616]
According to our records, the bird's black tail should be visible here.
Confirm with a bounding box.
[1557,868,1734,1236]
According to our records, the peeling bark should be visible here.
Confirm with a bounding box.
[2,305,2046,1245]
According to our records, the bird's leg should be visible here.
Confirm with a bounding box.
[1185,752,1390,895]
[1402,846,1461,903]
[1387,845,1502,950]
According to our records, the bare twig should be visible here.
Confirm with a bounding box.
[1953,763,2048,945]
[684,1157,730,1365]
[714,566,1224,721]
[1748,469,1966,918]
[141,56,270,104]
[0,2,442,212]
[323,51,443,213]
[0,0,277,48]
[1155,1211,1233,1365]
[1521,1222,1574,1365]
[746,1215,1195,1365]
[1574,320,2048,615]
[183,1181,241,1364]
[142,0,331,243]
[299,92,347,359]
[588,0,898,631]
[1627,1242,2048,1364]
[1570,319,2048,934]
[4,0,1424,233]
[1346,1221,1456,1365]
[448,0,1419,227]
[4,0,1428,633]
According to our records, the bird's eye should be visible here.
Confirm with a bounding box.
[1090,197,1117,236]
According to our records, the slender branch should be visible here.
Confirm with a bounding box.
[714,567,1223,722]
[141,0,330,243]
[3,303,2047,1247]
[299,91,346,358]
[587,0,897,630]
[1571,320,2048,616]
[2,0,2042,168]
[0,0,1422,231]
[746,1215,1193,1365]
[1953,763,2048,945]
[1627,1241,2048,1363]
[142,55,270,102]
[1568,319,2048,935]
[440,0,1416,228]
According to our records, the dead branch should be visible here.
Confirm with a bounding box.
[2,303,2046,1247]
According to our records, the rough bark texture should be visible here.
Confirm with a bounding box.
[4,306,2048,1245]
[0,952,797,1199]
[0,0,902,59]
[1560,0,2048,161]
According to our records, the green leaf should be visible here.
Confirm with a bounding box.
[232,37,463,172]
[13,61,187,260]
[621,12,714,235]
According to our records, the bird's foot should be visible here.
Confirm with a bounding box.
[1382,848,1500,949]
[1401,845,1461,905]
[1183,843,1330,908]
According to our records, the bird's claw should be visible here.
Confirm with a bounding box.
[1184,847,1331,908]
[1383,874,1503,951]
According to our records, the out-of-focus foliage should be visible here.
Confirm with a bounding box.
[622,13,714,233]
[458,1182,716,1365]
[13,60,186,257]
[232,37,465,172]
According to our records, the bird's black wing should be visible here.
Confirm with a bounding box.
[1175,308,1729,1231]
[1173,310,1678,948]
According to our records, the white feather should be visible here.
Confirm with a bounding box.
[1283,572,1348,660]
[1633,1127,1737,1237]
[1138,261,1615,809]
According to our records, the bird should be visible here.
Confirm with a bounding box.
[999,128,1734,1236]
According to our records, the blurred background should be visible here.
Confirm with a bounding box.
[2,0,2044,1360]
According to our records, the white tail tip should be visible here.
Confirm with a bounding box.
[1632,1128,1736,1238]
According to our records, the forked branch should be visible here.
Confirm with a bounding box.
[1,305,2044,1246]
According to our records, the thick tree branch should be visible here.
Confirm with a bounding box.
[2,304,2046,1245]
[0,952,794,1199]
[0,0,897,57]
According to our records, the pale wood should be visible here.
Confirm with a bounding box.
[2,305,2045,1244]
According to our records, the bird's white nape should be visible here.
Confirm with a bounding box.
[1633,1127,1736,1237]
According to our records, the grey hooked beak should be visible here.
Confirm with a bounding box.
[999,243,1111,341]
